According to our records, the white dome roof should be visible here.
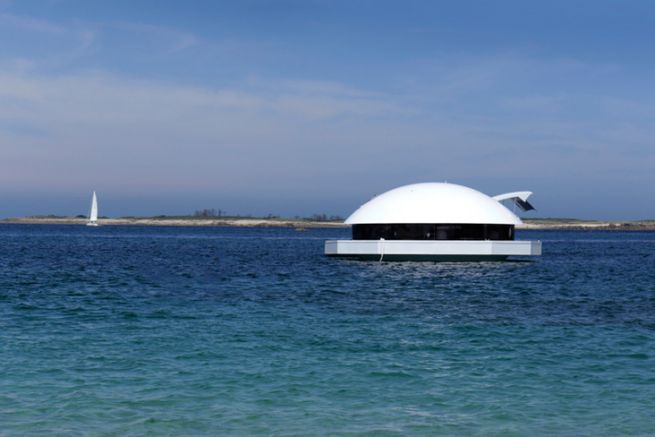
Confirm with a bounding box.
[345,183,522,225]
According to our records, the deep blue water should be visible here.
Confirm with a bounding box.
[1,224,655,435]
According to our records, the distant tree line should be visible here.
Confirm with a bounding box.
[193,209,224,217]
[307,213,344,222]
[190,209,343,222]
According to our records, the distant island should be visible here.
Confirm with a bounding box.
[2,215,655,230]
[0,214,346,229]
[519,218,655,231]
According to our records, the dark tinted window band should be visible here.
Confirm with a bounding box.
[352,224,514,241]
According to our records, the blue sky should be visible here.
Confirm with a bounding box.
[1,0,654,219]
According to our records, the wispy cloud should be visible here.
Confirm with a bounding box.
[111,21,200,54]
[0,71,414,196]
[2,55,653,213]
[0,11,97,71]
[0,11,66,34]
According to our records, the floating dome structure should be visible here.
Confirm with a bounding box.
[325,182,541,261]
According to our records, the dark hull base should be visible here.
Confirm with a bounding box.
[327,254,510,262]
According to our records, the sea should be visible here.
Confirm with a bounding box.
[1,224,654,435]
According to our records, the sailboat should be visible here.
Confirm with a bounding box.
[87,191,99,226]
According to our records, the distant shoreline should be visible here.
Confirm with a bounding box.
[518,219,655,231]
[0,217,346,229]
[2,217,655,231]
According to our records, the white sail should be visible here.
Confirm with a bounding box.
[87,191,99,226]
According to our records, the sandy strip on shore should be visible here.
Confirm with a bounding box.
[0,217,348,228]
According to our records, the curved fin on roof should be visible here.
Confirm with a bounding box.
[493,191,535,211]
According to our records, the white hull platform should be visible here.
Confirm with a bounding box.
[325,239,542,261]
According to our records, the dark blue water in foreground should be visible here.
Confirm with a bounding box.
[1,225,655,435]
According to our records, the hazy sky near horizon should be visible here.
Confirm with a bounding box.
[1,0,654,219]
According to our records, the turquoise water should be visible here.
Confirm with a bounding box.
[1,225,655,435]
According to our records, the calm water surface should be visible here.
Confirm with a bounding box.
[1,225,654,435]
